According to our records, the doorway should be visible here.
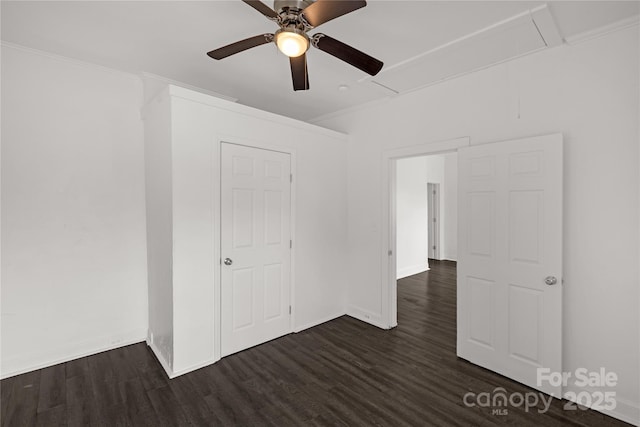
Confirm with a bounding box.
[381,137,469,327]
[395,155,456,280]
[394,154,456,280]
[383,133,563,397]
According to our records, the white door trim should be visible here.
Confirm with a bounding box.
[381,137,470,328]
[213,136,297,362]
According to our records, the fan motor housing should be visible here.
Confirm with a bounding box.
[274,0,314,13]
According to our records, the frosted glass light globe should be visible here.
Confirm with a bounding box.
[276,30,309,58]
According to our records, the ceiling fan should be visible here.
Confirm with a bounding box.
[207,0,384,91]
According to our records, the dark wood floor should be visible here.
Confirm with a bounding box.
[1,260,630,426]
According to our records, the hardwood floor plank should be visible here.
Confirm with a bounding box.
[202,391,268,425]
[0,375,15,422]
[146,385,191,426]
[136,364,168,393]
[95,402,131,427]
[1,370,40,427]
[123,344,168,392]
[86,351,116,385]
[35,404,66,427]
[107,346,139,384]
[64,357,89,380]
[90,375,124,412]
[36,364,65,413]
[66,372,100,426]
[124,407,162,427]
[118,377,152,416]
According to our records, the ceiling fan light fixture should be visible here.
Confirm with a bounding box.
[207,0,383,91]
[275,29,309,57]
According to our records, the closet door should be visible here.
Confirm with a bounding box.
[220,142,292,357]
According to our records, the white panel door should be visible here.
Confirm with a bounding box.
[221,143,291,357]
[457,134,563,396]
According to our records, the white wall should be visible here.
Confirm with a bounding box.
[315,26,639,424]
[144,86,349,376]
[1,45,148,377]
[425,155,445,183]
[143,90,174,371]
[396,156,429,279]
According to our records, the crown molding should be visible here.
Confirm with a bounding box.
[140,72,238,103]
[564,14,639,45]
[0,41,140,82]
[308,96,393,126]
[1,41,239,107]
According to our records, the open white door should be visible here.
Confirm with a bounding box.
[221,143,292,357]
[457,134,563,396]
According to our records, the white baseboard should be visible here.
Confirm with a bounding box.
[346,305,389,329]
[1,328,147,379]
[172,358,216,379]
[610,397,640,426]
[293,311,346,333]
[151,311,348,378]
[563,385,639,426]
[396,262,429,279]
[147,339,175,379]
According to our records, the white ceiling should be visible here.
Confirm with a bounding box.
[2,1,638,121]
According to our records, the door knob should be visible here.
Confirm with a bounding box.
[224,258,233,266]
[544,276,557,286]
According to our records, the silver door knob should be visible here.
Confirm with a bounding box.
[544,276,558,286]
[224,258,233,266]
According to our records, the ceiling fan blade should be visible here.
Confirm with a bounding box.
[207,34,274,60]
[301,0,366,28]
[241,0,279,20]
[290,54,310,91]
[312,33,383,76]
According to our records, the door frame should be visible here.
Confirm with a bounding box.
[381,137,469,328]
[213,136,297,362]
[427,182,441,260]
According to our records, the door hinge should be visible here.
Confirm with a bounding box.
[289,305,292,315]
[432,245,436,250]
[290,173,293,183]
[388,249,393,256]
[433,217,437,223]
[290,240,292,249]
